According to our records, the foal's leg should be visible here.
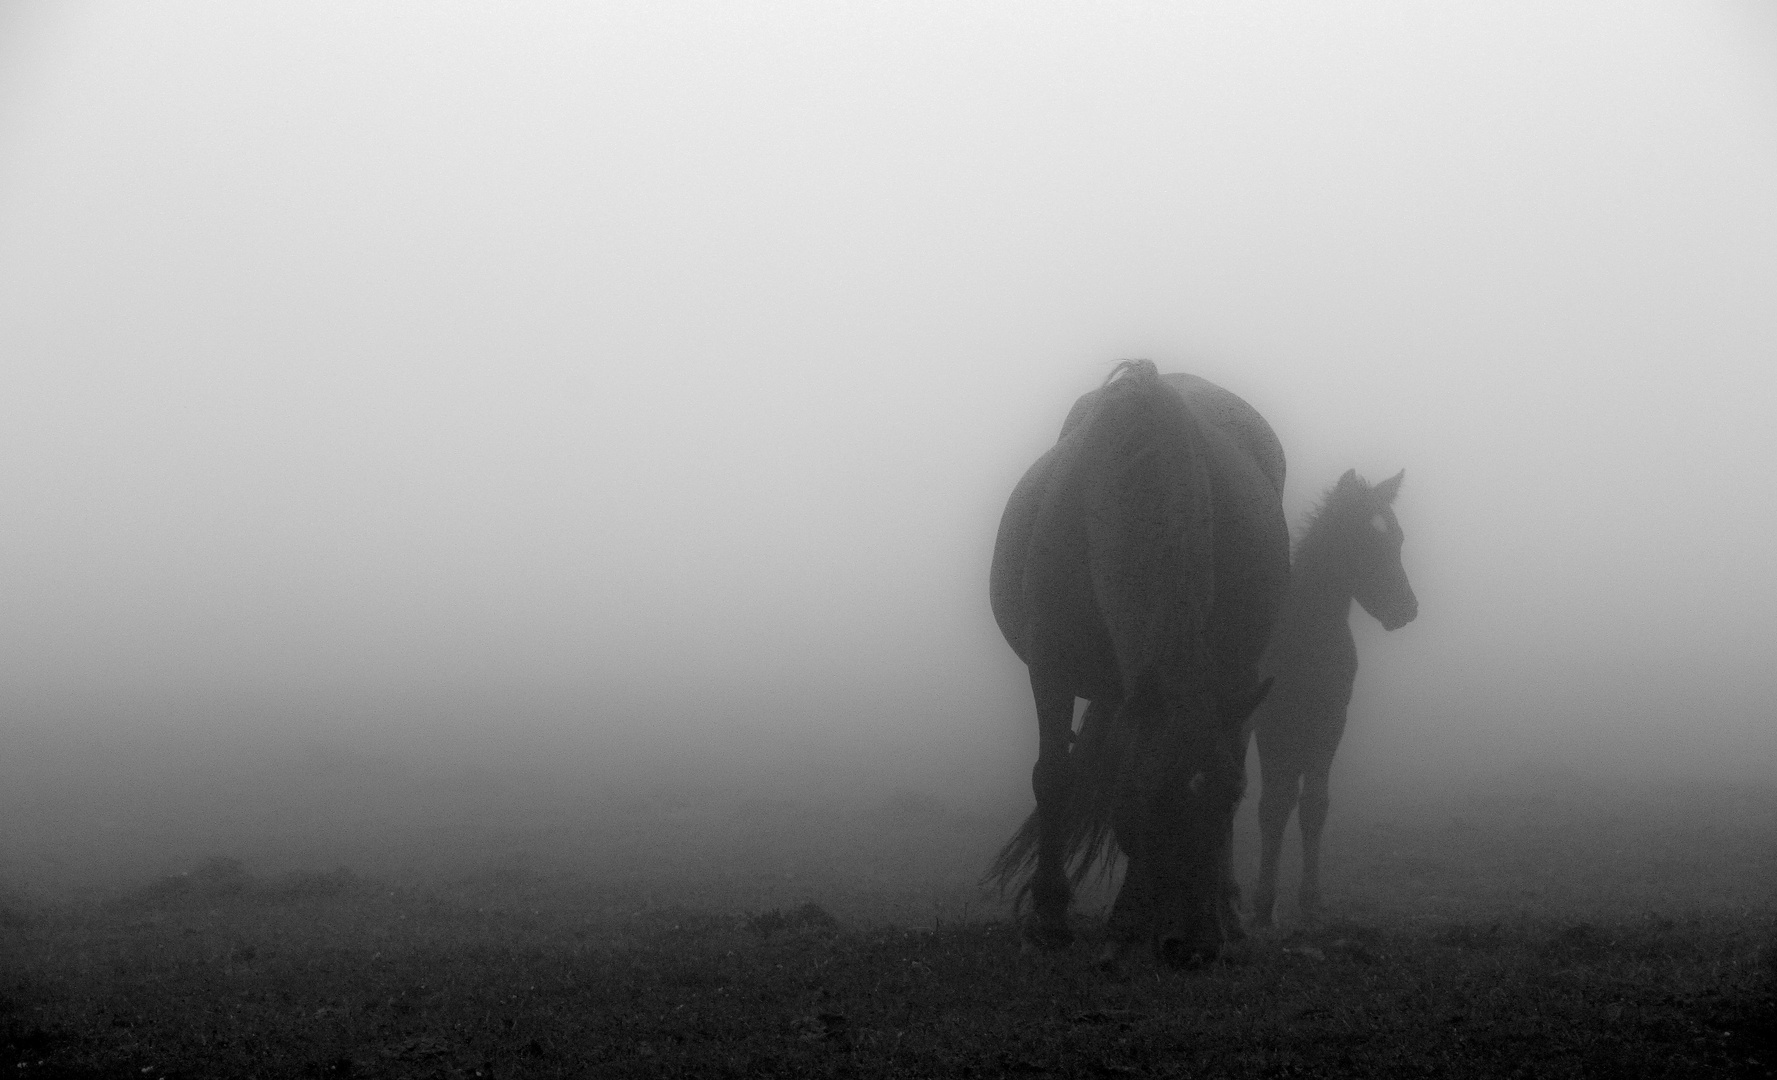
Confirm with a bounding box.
[1026,669,1077,948]
[1296,758,1334,919]
[1252,751,1299,930]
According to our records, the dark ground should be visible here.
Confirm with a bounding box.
[2,744,1774,1078]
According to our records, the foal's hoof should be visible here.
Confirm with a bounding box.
[1020,920,1074,953]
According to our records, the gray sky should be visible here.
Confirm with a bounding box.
[2,3,1774,775]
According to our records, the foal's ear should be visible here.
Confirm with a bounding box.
[1336,468,1361,492]
[1373,469,1405,504]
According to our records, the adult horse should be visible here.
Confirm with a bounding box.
[1250,469,1417,928]
[987,361,1289,968]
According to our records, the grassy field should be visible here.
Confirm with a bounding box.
[2,747,1774,1078]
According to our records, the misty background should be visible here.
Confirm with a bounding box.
[1,2,1774,816]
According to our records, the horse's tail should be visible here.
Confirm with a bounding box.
[983,807,1042,902]
[986,356,1211,902]
[982,699,1136,903]
[1090,356,1215,681]
[1103,357,1161,388]
[1054,697,1134,889]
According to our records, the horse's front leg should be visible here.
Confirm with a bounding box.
[1216,820,1245,945]
[1026,668,1076,949]
[1101,803,1156,974]
[1217,732,1251,944]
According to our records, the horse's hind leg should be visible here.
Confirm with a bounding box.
[1297,760,1334,919]
[1026,669,1076,949]
[1252,755,1299,930]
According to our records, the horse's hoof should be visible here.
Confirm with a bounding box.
[1158,938,1218,971]
[1020,921,1074,952]
[1096,941,1130,977]
[1218,936,1255,966]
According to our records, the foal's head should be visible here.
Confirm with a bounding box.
[1314,469,1418,630]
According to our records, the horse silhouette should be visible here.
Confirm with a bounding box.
[987,361,1289,968]
[1250,468,1417,928]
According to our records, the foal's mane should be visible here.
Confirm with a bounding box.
[1293,479,1343,557]
[1292,476,1364,559]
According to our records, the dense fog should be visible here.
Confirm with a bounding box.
[2,3,1774,796]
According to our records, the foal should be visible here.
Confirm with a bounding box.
[1250,469,1417,927]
